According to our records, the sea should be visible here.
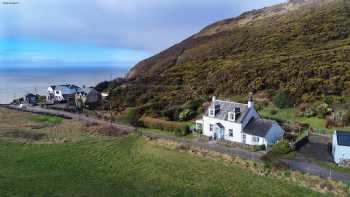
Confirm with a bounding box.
[0,66,127,104]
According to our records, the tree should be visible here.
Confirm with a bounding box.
[273,91,295,108]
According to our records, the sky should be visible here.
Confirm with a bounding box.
[0,0,286,69]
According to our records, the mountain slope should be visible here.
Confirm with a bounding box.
[106,0,350,114]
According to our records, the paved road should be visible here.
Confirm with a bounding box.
[282,159,350,182]
[2,105,350,182]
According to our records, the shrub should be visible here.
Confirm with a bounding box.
[270,109,278,115]
[161,107,181,121]
[124,108,142,126]
[179,109,196,121]
[311,102,332,118]
[189,100,201,111]
[271,140,292,155]
[140,117,190,136]
[344,110,350,125]
[273,91,295,108]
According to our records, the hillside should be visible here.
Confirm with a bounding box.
[103,0,350,115]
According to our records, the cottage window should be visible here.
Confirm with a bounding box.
[209,109,214,116]
[229,129,233,137]
[229,113,234,121]
[253,136,260,142]
[209,124,213,132]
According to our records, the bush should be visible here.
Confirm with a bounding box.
[311,102,332,118]
[273,91,295,108]
[140,117,190,136]
[189,100,201,111]
[124,108,142,126]
[161,107,181,121]
[271,140,292,155]
[270,109,278,115]
[345,110,350,125]
[179,109,197,121]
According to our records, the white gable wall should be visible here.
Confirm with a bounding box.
[265,123,285,145]
[332,132,350,164]
[202,116,242,142]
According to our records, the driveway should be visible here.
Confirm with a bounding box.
[282,159,350,182]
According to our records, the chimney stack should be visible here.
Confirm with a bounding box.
[248,92,254,109]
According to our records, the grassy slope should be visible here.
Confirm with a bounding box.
[107,0,350,113]
[0,108,330,197]
[0,136,331,197]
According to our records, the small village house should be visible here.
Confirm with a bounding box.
[332,130,350,166]
[196,95,284,149]
[75,87,102,109]
[47,84,84,104]
[25,93,38,105]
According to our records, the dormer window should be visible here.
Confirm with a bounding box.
[209,108,215,117]
[228,112,235,121]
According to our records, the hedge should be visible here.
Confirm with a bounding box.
[140,116,190,136]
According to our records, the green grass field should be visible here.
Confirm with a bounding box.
[30,114,64,125]
[0,108,338,197]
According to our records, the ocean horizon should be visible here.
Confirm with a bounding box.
[0,66,128,104]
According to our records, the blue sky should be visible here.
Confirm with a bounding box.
[0,0,285,69]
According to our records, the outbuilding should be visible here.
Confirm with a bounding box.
[25,93,38,105]
[332,130,350,166]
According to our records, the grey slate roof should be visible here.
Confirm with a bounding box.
[51,84,83,95]
[336,131,350,147]
[205,100,249,123]
[243,118,274,137]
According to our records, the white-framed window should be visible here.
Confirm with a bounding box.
[209,124,213,132]
[229,129,233,137]
[228,112,234,121]
[242,134,247,144]
[209,109,215,117]
[253,136,260,142]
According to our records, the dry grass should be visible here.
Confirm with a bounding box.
[145,137,350,197]
[0,107,92,144]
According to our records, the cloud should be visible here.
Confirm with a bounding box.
[0,0,286,53]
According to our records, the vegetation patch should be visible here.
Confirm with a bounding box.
[30,115,64,125]
[145,137,349,197]
[140,116,190,136]
[0,129,46,141]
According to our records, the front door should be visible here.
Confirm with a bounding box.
[213,132,218,140]
[242,134,247,144]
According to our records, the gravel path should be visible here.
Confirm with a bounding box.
[3,105,135,133]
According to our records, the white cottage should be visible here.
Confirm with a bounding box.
[47,84,84,103]
[196,96,284,148]
[332,130,350,165]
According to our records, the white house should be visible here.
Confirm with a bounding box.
[196,95,284,148]
[47,84,84,103]
[332,130,350,165]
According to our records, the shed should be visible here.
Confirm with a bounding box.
[332,130,350,165]
[81,87,102,108]
[25,93,38,105]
